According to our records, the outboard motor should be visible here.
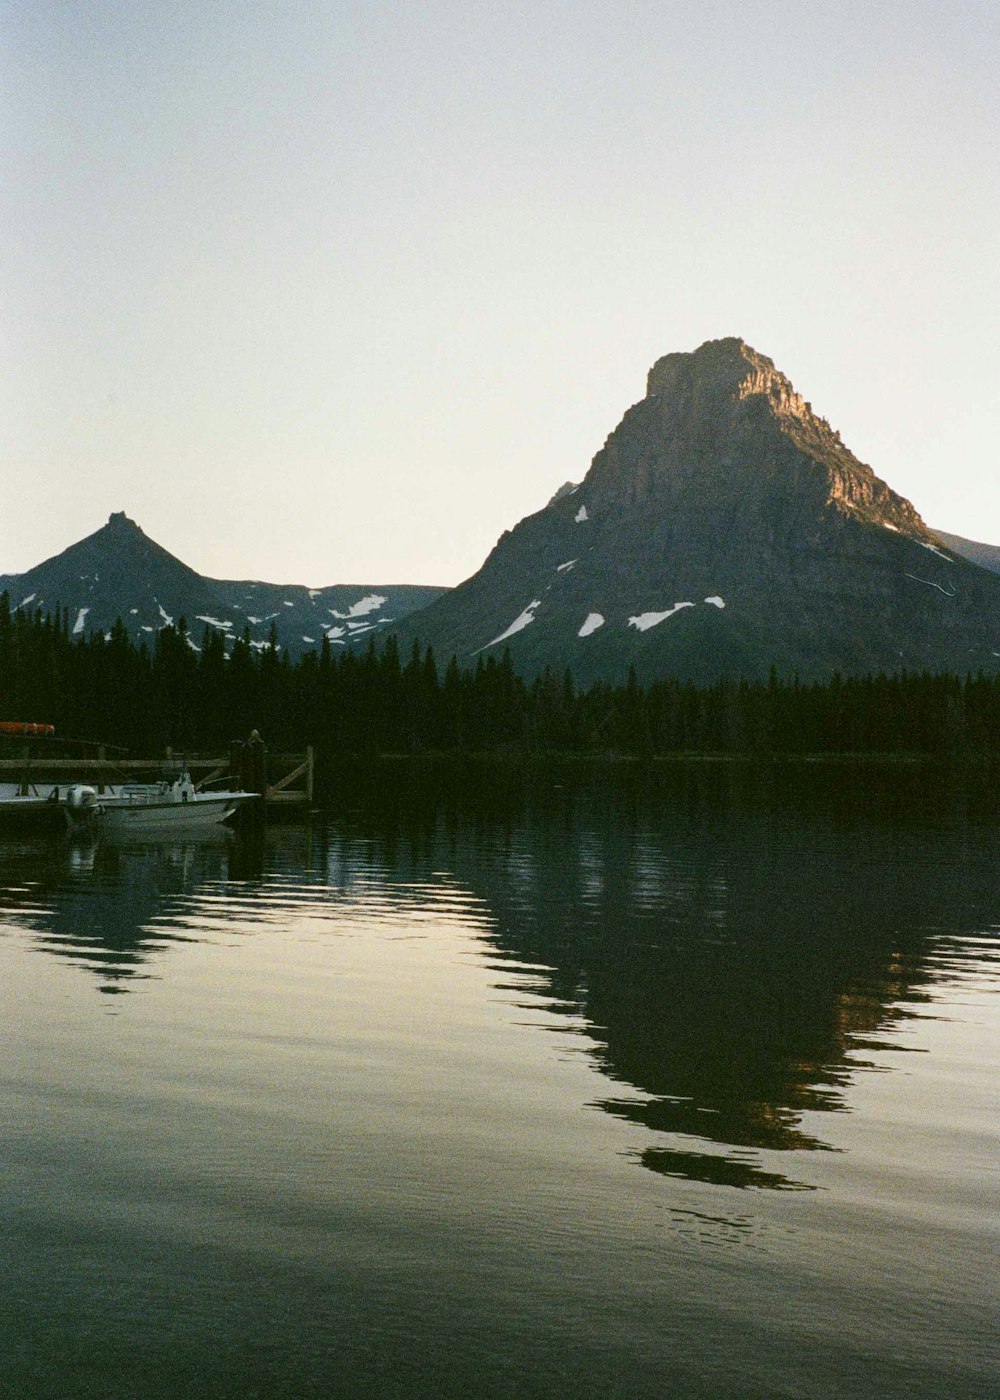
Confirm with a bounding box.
[65,785,100,824]
[66,784,98,810]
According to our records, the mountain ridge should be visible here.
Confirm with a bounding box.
[7,339,1000,683]
[0,512,447,657]
[934,530,1000,576]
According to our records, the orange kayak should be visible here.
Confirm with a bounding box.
[0,722,55,737]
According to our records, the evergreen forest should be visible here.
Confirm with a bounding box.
[2,595,999,759]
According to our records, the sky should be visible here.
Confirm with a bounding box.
[4,0,999,586]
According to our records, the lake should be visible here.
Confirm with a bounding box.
[2,763,998,1399]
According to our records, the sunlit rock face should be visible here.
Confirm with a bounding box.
[393,337,1000,684]
[587,338,928,536]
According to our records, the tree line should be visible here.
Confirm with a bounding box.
[2,594,999,757]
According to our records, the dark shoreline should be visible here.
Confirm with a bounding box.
[318,746,994,771]
[308,747,1000,830]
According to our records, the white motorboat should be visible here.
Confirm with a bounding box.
[64,772,258,832]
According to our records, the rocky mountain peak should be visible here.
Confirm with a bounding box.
[389,337,994,685]
[647,334,749,392]
[646,337,809,422]
[578,337,928,539]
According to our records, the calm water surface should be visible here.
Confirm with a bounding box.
[2,767,998,1398]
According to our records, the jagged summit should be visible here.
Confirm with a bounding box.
[645,334,806,399]
[644,338,820,435]
[583,337,928,540]
[646,335,768,395]
[391,338,1000,683]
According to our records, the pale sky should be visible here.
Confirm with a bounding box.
[4,1,999,585]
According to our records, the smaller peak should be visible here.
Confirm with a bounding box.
[547,481,578,507]
[103,511,151,541]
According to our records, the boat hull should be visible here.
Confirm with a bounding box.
[62,780,258,833]
[92,796,247,832]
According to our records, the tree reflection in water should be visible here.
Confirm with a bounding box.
[0,827,266,992]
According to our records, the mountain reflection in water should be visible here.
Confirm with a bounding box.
[3,762,994,1198]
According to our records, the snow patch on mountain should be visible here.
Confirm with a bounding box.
[556,560,578,572]
[921,542,953,562]
[328,594,388,620]
[575,506,589,523]
[475,600,542,653]
[628,602,695,631]
[704,596,726,608]
[578,613,605,637]
[196,615,233,630]
[72,607,90,636]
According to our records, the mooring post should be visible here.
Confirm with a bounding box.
[19,743,29,797]
[248,731,267,796]
[97,744,106,795]
[230,740,244,791]
[306,745,314,803]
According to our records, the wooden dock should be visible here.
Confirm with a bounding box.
[0,745,315,811]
